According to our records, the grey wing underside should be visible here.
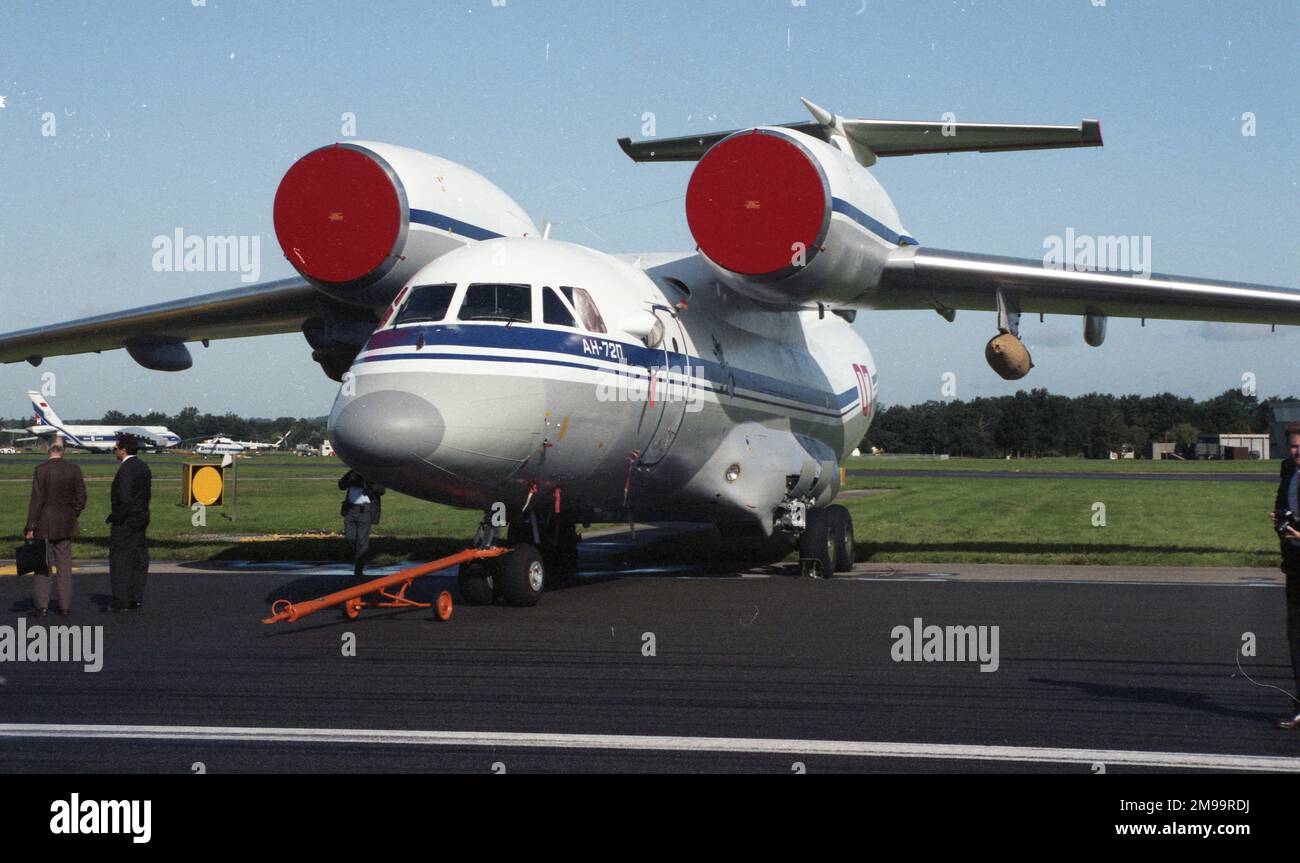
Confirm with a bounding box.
[868,247,1300,326]
[0,278,320,365]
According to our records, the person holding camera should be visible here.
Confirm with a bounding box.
[339,469,383,580]
[1271,422,1300,729]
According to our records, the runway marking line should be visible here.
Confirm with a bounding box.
[0,724,1296,772]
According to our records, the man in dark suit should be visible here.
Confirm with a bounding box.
[107,433,152,611]
[1272,422,1300,729]
[23,437,87,617]
[339,469,383,579]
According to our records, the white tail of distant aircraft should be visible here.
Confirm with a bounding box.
[236,428,296,450]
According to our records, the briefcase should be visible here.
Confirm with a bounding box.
[15,539,48,576]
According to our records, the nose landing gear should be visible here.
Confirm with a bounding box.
[509,517,580,588]
[458,509,565,607]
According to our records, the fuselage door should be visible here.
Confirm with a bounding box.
[639,310,691,467]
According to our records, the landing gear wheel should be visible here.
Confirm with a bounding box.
[510,520,579,589]
[343,597,362,620]
[799,507,837,579]
[499,544,545,606]
[435,590,454,621]
[828,504,854,573]
[458,559,497,606]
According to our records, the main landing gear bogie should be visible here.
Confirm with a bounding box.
[797,504,855,579]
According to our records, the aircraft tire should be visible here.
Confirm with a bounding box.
[510,520,579,588]
[458,559,497,606]
[828,504,855,573]
[798,508,837,579]
[500,543,545,606]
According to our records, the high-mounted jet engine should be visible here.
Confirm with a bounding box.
[272,141,539,378]
[273,141,537,307]
[683,114,909,309]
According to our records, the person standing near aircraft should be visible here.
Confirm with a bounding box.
[23,437,86,617]
[107,433,152,611]
[339,469,383,579]
[1271,422,1300,729]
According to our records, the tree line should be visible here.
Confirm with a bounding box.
[862,388,1283,458]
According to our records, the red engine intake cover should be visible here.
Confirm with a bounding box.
[273,144,404,285]
[685,130,829,277]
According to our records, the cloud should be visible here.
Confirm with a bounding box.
[1194,322,1286,341]
[1026,324,1074,348]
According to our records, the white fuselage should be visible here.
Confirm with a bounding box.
[25,423,179,452]
[194,437,245,455]
[329,238,877,535]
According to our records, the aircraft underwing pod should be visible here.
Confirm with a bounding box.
[124,339,192,372]
[273,141,537,308]
[1084,310,1108,346]
[684,126,907,308]
[985,332,1034,380]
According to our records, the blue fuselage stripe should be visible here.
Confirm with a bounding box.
[359,325,861,419]
[408,209,504,241]
[830,198,917,246]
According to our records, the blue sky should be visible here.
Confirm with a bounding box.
[1,0,1297,419]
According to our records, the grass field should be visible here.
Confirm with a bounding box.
[0,452,1285,568]
[845,455,1276,473]
[0,453,481,564]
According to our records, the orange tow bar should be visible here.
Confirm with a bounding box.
[261,546,510,625]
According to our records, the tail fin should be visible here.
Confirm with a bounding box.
[27,390,63,428]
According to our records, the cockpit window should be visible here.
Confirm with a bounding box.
[458,283,533,323]
[393,284,456,325]
[561,286,607,334]
[542,286,576,328]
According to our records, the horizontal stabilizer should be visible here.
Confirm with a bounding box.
[620,99,1101,167]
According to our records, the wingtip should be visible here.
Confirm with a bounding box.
[1082,118,1103,147]
[616,136,638,161]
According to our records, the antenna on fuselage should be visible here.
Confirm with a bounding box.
[542,220,553,239]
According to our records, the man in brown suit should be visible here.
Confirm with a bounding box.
[23,437,87,617]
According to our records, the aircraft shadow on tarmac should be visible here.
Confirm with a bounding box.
[1032,676,1281,722]
[9,592,117,614]
[861,541,1251,558]
[250,525,805,614]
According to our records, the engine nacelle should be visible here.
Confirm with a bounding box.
[685,128,912,307]
[273,141,537,308]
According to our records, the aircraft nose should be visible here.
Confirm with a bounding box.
[330,389,446,468]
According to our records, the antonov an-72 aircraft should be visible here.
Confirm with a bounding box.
[4,100,1299,605]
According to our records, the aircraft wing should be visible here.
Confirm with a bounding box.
[0,278,319,367]
[869,246,1300,326]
